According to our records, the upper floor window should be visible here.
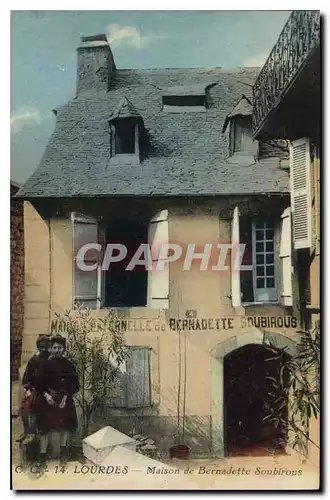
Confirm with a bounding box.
[71,210,169,310]
[223,95,258,160]
[109,96,143,165]
[162,84,207,113]
[231,116,256,156]
[239,216,277,303]
[231,207,293,307]
[114,122,137,155]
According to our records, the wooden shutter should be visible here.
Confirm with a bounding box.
[126,347,151,408]
[290,138,312,249]
[280,208,293,306]
[71,212,101,309]
[107,347,151,408]
[147,210,169,309]
[231,207,241,307]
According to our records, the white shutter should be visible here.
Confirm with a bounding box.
[71,212,101,309]
[280,207,293,306]
[126,347,151,408]
[231,207,241,307]
[147,210,169,309]
[290,138,312,249]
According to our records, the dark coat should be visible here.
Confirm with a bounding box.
[35,356,80,434]
[22,354,48,391]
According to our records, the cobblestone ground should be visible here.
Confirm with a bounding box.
[11,418,319,491]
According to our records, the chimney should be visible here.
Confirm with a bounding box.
[76,34,116,94]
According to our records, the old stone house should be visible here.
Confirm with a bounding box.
[17,34,303,457]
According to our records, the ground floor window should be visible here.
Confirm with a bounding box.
[107,347,151,409]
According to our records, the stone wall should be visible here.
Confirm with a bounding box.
[11,184,24,381]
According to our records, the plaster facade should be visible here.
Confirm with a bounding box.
[20,196,301,457]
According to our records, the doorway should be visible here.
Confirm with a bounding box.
[224,343,289,457]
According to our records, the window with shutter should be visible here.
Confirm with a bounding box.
[71,212,102,309]
[280,207,293,306]
[107,347,151,408]
[104,219,148,307]
[147,210,169,309]
[290,137,312,249]
[231,208,278,306]
[126,347,151,408]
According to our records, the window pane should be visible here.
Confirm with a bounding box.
[266,253,274,264]
[266,265,275,276]
[115,123,135,154]
[240,270,254,303]
[256,254,264,264]
[255,221,264,230]
[255,230,264,241]
[266,241,274,252]
[256,278,264,288]
[266,229,274,239]
[256,266,265,276]
[256,242,264,252]
[266,278,275,288]
[234,121,243,152]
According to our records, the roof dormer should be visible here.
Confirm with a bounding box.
[161,84,208,113]
[109,97,144,165]
[223,95,258,163]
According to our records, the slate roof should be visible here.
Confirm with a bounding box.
[17,67,289,198]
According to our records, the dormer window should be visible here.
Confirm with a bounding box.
[109,96,144,165]
[223,95,258,161]
[115,122,136,154]
[231,116,255,156]
[162,84,208,113]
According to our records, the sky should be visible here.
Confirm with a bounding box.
[10,10,291,184]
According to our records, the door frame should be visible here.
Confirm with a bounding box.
[210,329,297,457]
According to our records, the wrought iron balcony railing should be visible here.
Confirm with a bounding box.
[252,10,320,137]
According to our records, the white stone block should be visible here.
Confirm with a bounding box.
[83,426,136,465]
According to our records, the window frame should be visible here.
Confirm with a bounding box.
[251,219,277,303]
[229,116,258,157]
[110,122,140,164]
[72,211,170,311]
[114,121,136,155]
[106,346,152,409]
[162,94,206,113]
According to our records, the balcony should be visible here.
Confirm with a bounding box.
[253,11,320,140]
